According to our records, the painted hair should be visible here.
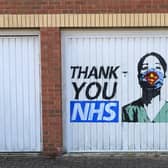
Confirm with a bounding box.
[137,52,167,78]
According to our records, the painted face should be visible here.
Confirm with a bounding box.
[139,56,164,89]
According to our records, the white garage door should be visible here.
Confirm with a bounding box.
[62,30,168,152]
[0,31,41,152]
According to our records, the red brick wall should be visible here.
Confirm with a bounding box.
[41,28,62,155]
[1,0,168,14]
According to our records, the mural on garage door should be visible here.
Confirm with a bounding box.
[70,52,168,123]
[122,52,168,122]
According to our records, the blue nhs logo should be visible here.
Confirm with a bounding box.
[70,101,119,122]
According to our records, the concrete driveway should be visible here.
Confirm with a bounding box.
[0,153,168,168]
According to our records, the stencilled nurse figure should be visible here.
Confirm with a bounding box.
[122,52,168,122]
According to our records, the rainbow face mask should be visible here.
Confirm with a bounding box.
[139,68,164,89]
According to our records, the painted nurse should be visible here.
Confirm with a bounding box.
[122,52,168,122]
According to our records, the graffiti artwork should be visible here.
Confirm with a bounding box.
[122,52,168,122]
[70,66,120,122]
[69,51,168,123]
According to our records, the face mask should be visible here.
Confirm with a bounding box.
[139,68,164,89]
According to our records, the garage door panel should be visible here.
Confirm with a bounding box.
[62,30,168,152]
[0,35,41,152]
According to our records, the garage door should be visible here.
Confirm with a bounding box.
[0,31,41,152]
[62,30,168,152]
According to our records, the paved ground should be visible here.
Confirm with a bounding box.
[0,153,168,168]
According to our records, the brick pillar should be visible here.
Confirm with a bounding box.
[41,28,62,155]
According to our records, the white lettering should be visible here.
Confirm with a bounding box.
[88,103,105,120]
[72,103,90,121]
[103,103,117,121]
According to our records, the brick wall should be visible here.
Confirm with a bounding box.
[1,0,168,14]
[41,28,62,155]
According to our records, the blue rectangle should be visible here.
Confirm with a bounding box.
[70,100,119,122]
